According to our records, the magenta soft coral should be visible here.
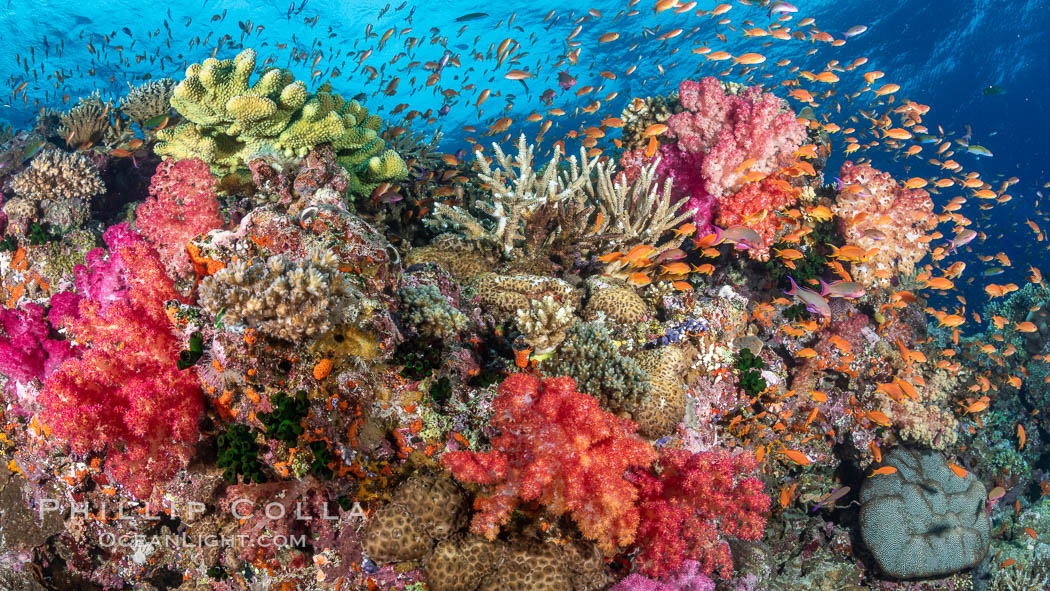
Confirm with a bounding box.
[0,303,80,398]
[41,223,203,499]
[668,77,805,200]
[441,373,657,553]
[631,448,770,579]
[136,158,223,281]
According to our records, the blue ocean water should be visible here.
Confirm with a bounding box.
[1,0,1049,299]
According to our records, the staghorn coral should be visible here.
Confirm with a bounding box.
[582,150,694,261]
[136,157,224,281]
[156,47,407,193]
[630,448,770,579]
[543,319,652,414]
[514,294,577,356]
[198,248,356,343]
[440,374,657,553]
[833,161,938,287]
[426,134,594,259]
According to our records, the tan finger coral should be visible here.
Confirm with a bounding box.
[10,150,104,202]
[198,248,356,343]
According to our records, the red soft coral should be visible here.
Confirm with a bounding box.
[441,374,657,553]
[136,158,223,281]
[631,448,770,579]
[714,175,799,260]
[41,224,203,499]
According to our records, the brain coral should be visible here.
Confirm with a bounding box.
[859,447,990,579]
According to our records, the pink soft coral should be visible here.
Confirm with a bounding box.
[0,303,80,398]
[610,561,715,591]
[832,161,938,287]
[41,223,203,498]
[441,374,657,553]
[668,77,806,199]
[631,448,770,579]
[136,158,223,281]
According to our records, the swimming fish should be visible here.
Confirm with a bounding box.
[786,276,831,317]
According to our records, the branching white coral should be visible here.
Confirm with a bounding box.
[514,295,577,355]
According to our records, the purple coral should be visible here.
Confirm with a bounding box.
[610,561,715,591]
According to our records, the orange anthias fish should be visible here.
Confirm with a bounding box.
[869,466,898,477]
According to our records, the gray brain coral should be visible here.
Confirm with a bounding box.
[859,447,990,579]
[198,248,355,343]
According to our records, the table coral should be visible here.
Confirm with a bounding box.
[440,373,657,553]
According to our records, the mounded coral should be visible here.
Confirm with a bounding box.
[471,273,580,319]
[363,472,468,562]
[859,447,990,579]
[631,347,687,438]
[585,283,651,324]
